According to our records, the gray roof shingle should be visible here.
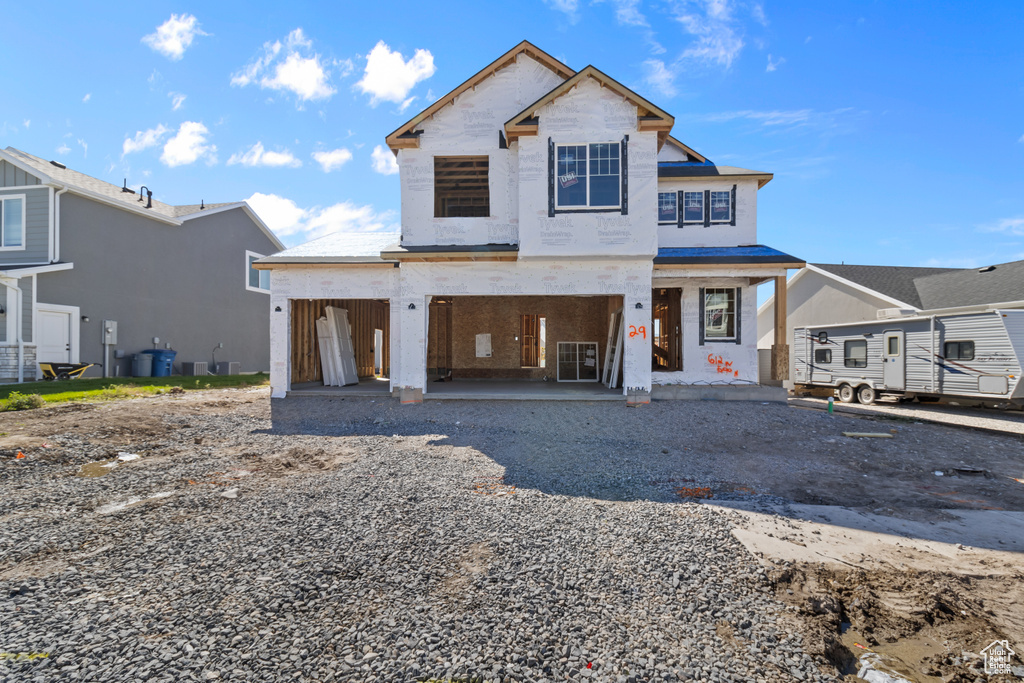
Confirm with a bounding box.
[814,261,1024,310]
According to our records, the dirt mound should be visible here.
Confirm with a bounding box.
[773,563,1019,681]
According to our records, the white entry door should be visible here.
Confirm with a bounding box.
[38,304,80,364]
[882,330,905,391]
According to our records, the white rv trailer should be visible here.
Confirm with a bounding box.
[793,310,1024,405]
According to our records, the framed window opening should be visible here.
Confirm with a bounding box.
[814,348,832,364]
[246,251,270,293]
[844,340,867,368]
[944,341,974,361]
[0,195,26,250]
[658,192,677,224]
[434,156,489,218]
[682,191,704,224]
[554,142,621,210]
[520,314,546,368]
[698,287,742,345]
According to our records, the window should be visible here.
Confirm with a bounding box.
[434,156,489,217]
[710,191,731,222]
[814,348,832,364]
[683,191,703,223]
[520,315,546,368]
[887,336,900,355]
[658,192,677,223]
[0,195,25,249]
[703,288,736,340]
[944,341,974,361]
[246,251,270,293]
[556,143,620,209]
[844,340,867,368]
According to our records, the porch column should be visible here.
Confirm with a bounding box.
[397,295,428,404]
[622,290,653,405]
[269,288,290,398]
[771,274,789,381]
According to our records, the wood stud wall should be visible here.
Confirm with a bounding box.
[427,299,453,379]
[291,299,390,384]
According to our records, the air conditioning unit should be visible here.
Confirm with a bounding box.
[181,362,208,376]
[216,361,240,376]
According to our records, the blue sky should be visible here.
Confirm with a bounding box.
[2,1,1022,272]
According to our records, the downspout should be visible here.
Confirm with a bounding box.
[53,186,69,262]
[930,315,937,393]
[4,279,24,384]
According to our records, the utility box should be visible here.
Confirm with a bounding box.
[216,361,240,376]
[102,320,118,345]
[181,362,208,376]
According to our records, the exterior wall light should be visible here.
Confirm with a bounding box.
[635,302,643,309]
[408,303,417,310]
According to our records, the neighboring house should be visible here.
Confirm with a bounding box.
[257,41,804,403]
[757,260,1024,383]
[0,147,284,381]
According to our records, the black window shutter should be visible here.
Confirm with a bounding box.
[547,137,555,217]
[734,287,742,345]
[703,190,711,227]
[730,184,737,226]
[676,190,684,229]
[698,287,706,346]
[499,131,508,150]
[620,135,629,216]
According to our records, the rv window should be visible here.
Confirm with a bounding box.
[844,340,867,368]
[944,341,974,361]
[887,337,900,355]
[814,349,832,364]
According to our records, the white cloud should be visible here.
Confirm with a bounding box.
[123,125,170,156]
[232,29,336,103]
[766,54,785,72]
[227,142,301,168]
[543,0,580,22]
[979,217,1024,236]
[78,139,88,158]
[1018,133,1024,143]
[82,93,92,103]
[142,13,207,61]
[666,0,748,69]
[690,108,857,132]
[57,144,71,155]
[607,0,647,26]
[245,192,397,243]
[160,121,217,167]
[22,119,30,129]
[643,59,677,97]
[170,92,186,111]
[370,145,398,175]
[356,41,435,107]
[312,148,353,172]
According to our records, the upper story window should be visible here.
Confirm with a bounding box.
[246,251,270,293]
[683,191,704,223]
[0,195,25,249]
[435,156,489,218]
[658,192,677,223]
[555,143,620,209]
[710,191,731,222]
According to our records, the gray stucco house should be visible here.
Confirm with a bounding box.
[0,147,284,381]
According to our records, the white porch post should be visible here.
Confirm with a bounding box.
[397,294,428,404]
[622,287,653,405]
[269,289,290,398]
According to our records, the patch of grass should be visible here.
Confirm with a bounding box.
[0,391,46,411]
[0,373,268,407]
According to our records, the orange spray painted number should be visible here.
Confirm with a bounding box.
[707,353,739,378]
[629,325,647,339]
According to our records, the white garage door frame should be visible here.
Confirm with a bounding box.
[35,302,80,376]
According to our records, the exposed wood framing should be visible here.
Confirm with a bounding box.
[291,299,390,384]
[427,299,453,379]
[385,41,574,153]
[652,288,682,371]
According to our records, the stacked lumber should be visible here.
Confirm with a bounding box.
[316,307,359,386]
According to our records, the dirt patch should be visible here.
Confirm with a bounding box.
[437,541,493,609]
[235,445,359,476]
[774,563,1021,681]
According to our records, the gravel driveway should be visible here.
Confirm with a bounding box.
[4,388,1021,682]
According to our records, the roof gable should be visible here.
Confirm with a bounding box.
[385,41,574,153]
[913,259,1024,309]
[503,65,674,149]
[811,263,958,309]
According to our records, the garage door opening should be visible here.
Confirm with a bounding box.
[426,295,622,398]
[289,298,390,393]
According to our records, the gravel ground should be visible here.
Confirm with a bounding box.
[0,390,838,683]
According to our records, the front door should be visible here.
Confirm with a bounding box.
[38,308,73,363]
[882,330,905,390]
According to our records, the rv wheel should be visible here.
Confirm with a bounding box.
[838,384,856,403]
[857,385,876,405]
